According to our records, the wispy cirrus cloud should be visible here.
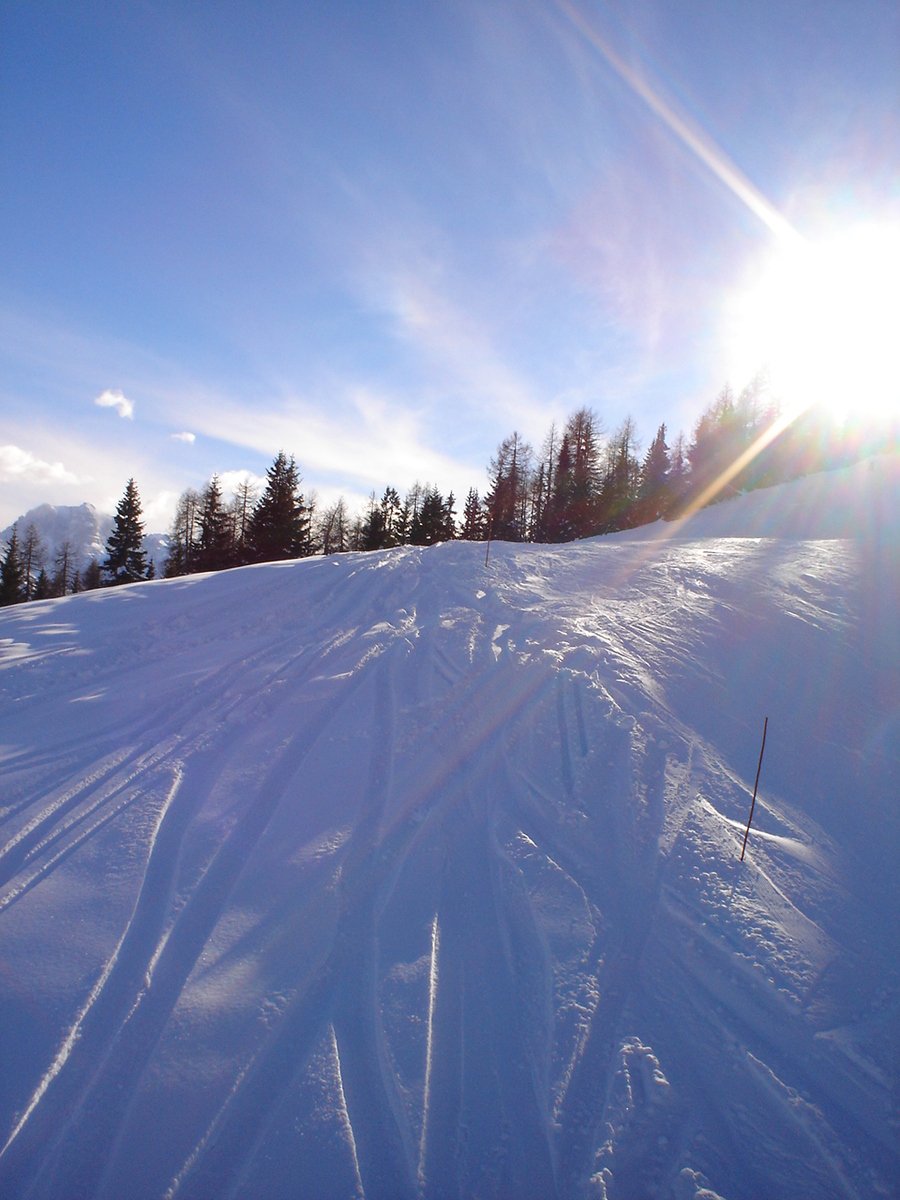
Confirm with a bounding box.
[165,381,471,495]
[377,269,545,428]
[95,388,135,419]
[171,431,196,443]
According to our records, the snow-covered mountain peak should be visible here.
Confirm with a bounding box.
[1,500,167,573]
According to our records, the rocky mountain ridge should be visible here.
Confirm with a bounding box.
[1,501,168,575]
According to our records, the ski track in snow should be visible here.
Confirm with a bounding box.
[0,458,898,1200]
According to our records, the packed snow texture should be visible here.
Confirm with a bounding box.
[0,457,897,1200]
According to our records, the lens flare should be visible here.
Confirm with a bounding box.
[727,222,900,425]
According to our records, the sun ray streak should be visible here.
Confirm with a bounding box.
[555,0,801,247]
[675,409,800,522]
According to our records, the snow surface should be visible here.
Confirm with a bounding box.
[0,457,897,1200]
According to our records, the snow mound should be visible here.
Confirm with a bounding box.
[0,456,897,1199]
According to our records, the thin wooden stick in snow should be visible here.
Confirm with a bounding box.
[740,716,768,861]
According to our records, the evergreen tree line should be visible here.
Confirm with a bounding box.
[1,384,892,606]
[164,452,313,575]
[167,465,460,569]
[464,378,889,544]
[0,521,104,605]
[0,477,148,605]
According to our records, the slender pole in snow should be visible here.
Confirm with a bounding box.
[740,716,768,861]
[484,519,493,567]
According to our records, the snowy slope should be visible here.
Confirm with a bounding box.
[0,457,897,1200]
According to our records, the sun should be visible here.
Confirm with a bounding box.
[726,221,900,426]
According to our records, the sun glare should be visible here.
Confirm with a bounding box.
[727,222,900,425]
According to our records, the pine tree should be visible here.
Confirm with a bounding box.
[81,559,103,590]
[395,497,412,546]
[545,433,574,541]
[460,488,486,540]
[408,484,424,542]
[635,423,671,524]
[247,452,308,562]
[687,387,743,506]
[299,491,320,557]
[485,432,532,542]
[597,417,641,533]
[666,432,689,517]
[380,487,404,548]
[0,525,25,606]
[317,497,349,555]
[230,479,257,566]
[530,423,558,542]
[196,476,232,572]
[556,407,602,539]
[164,488,198,577]
[21,523,46,600]
[360,491,386,551]
[730,375,771,491]
[410,486,447,545]
[103,478,148,585]
[348,513,366,552]
[441,491,457,541]
[33,567,52,600]
[52,540,76,597]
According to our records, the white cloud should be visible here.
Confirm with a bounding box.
[216,468,266,496]
[174,386,476,500]
[141,489,181,531]
[0,444,81,485]
[95,388,135,419]
[171,431,196,443]
[383,272,546,427]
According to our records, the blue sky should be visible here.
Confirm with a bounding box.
[2,0,897,530]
